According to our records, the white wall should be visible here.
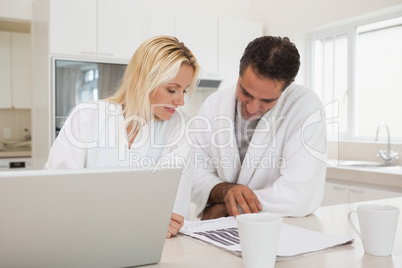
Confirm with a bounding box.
[0,0,34,21]
[250,0,402,38]
[250,0,402,85]
[140,0,251,21]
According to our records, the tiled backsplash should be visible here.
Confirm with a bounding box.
[0,109,31,141]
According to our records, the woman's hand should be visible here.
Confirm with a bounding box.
[166,212,184,238]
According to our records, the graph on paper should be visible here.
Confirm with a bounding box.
[194,227,240,246]
[180,216,354,260]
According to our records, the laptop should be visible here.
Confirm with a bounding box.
[0,168,182,268]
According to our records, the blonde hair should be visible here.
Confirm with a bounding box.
[107,35,199,139]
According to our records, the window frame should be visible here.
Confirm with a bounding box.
[306,12,402,142]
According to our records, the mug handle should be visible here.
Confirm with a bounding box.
[348,211,361,239]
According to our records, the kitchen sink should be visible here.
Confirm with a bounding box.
[0,140,31,152]
[0,147,31,152]
[339,160,391,167]
[336,160,402,173]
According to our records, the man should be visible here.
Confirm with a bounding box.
[188,36,327,220]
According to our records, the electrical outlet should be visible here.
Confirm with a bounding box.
[3,128,11,139]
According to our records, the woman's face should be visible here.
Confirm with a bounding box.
[150,63,194,121]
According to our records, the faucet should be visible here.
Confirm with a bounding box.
[375,123,399,165]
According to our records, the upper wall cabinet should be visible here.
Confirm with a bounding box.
[218,18,263,89]
[49,0,97,56]
[0,31,12,108]
[0,31,32,109]
[139,7,175,42]
[49,0,142,59]
[175,13,218,76]
[97,0,142,59]
[11,33,32,108]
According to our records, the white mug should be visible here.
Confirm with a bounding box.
[348,204,400,256]
[237,213,282,268]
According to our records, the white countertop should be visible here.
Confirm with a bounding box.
[144,197,402,268]
[327,159,402,190]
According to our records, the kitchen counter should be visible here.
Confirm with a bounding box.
[327,160,402,191]
[145,197,402,268]
[0,140,31,159]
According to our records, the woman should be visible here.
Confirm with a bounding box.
[45,36,200,238]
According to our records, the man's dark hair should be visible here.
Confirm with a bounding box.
[239,36,300,90]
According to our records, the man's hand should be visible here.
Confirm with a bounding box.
[201,203,228,220]
[223,184,262,217]
[166,212,184,238]
[207,183,262,218]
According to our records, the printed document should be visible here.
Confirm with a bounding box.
[180,217,354,261]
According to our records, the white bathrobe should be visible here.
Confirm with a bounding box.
[45,100,192,218]
[190,84,327,217]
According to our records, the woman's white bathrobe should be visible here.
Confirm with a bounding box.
[45,100,192,218]
[190,84,327,217]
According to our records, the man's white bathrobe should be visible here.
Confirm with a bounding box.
[190,84,327,217]
[45,100,192,218]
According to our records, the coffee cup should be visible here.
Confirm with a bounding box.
[348,204,399,256]
[237,213,282,268]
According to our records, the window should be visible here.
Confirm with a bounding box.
[309,15,402,141]
[80,69,99,102]
[311,32,349,139]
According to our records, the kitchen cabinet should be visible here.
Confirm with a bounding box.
[0,31,32,109]
[49,0,97,56]
[97,0,142,59]
[0,31,12,109]
[322,182,349,206]
[322,181,402,206]
[49,0,142,59]
[349,185,402,203]
[176,16,263,82]
[218,18,263,89]
[175,13,218,76]
[11,33,32,108]
[139,7,175,44]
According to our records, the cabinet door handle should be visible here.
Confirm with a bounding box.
[333,186,347,191]
[100,53,114,57]
[81,51,96,55]
[350,188,365,194]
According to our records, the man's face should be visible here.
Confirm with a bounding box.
[235,66,284,121]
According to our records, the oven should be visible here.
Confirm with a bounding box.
[0,158,32,171]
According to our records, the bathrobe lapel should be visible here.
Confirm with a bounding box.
[237,88,289,186]
[212,88,242,184]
